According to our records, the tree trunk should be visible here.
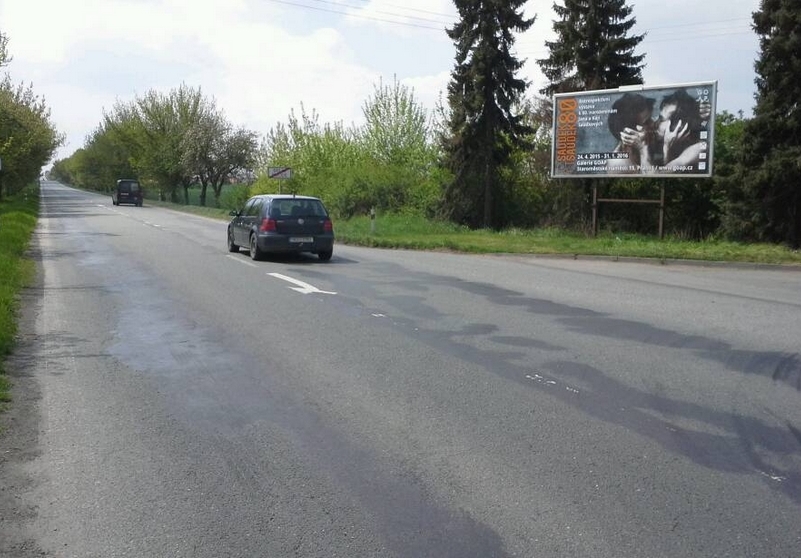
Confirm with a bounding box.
[792,187,801,249]
[483,119,494,229]
[212,176,225,207]
[483,158,492,228]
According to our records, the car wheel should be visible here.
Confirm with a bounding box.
[227,229,239,253]
[317,249,333,261]
[249,234,264,261]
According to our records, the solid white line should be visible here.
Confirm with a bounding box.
[268,272,337,295]
[226,255,259,268]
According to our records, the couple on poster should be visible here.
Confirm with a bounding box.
[606,87,712,175]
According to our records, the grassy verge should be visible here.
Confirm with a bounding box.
[145,198,801,266]
[335,214,801,265]
[0,185,39,410]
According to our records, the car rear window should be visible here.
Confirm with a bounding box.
[273,199,327,218]
[118,181,140,193]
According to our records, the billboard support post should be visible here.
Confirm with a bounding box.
[594,183,666,239]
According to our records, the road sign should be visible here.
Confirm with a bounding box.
[267,166,292,179]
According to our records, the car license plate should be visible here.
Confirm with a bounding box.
[289,237,313,243]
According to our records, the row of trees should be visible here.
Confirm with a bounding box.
[0,31,62,200]
[438,0,800,247]
[51,85,259,207]
[260,77,444,218]
[436,0,739,239]
[53,76,445,218]
[48,0,800,248]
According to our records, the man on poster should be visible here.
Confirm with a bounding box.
[551,81,717,178]
[608,88,712,175]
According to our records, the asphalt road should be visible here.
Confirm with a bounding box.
[1,181,800,557]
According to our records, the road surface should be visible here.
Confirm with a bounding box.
[1,181,800,557]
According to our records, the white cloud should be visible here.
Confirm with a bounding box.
[401,71,451,115]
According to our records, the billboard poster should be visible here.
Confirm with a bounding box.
[551,81,717,178]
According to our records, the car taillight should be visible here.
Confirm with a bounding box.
[260,218,276,232]
[323,218,333,232]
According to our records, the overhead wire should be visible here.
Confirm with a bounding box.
[265,0,755,48]
[304,0,454,19]
[264,0,449,30]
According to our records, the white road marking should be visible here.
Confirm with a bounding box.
[525,373,580,394]
[268,272,337,295]
[226,255,259,268]
[758,470,786,482]
[100,205,164,228]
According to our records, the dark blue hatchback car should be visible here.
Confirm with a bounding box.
[227,194,335,261]
[112,178,143,206]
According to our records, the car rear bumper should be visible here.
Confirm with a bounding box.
[113,197,142,205]
[256,234,334,253]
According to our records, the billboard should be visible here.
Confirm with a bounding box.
[551,81,717,178]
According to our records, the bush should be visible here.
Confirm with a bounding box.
[219,184,251,210]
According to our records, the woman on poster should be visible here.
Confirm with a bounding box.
[607,88,710,174]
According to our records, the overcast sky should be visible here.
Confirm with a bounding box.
[1,0,761,164]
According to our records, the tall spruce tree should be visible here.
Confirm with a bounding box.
[538,0,645,96]
[441,0,534,229]
[735,0,801,247]
[535,0,644,232]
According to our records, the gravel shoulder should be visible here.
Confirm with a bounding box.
[0,255,47,557]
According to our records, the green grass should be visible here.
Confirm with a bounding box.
[333,213,801,265]
[0,185,40,410]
